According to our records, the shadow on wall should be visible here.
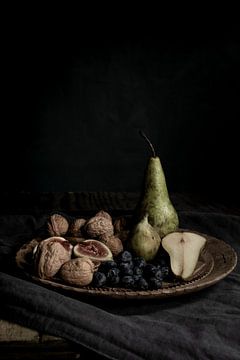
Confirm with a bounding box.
[2,24,240,204]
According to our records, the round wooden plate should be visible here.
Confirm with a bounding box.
[18,232,237,299]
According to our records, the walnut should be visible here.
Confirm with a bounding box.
[47,214,69,236]
[59,258,94,286]
[16,238,41,271]
[113,217,129,242]
[117,230,130,243]
[84,212,114,238]
[99,234,123,257]
[35,237,72,279]
[114,216,127,233]
[95,210,112,221]
[68,218,86,237]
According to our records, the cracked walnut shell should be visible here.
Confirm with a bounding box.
[35,237,72,279]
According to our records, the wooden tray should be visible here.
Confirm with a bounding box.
[17,232,237,299]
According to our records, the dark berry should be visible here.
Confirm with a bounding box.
[107,269,120,285]
[161,266,170,277]
[143,264,158,278]
[155,269,163,281]
[117,251,132,263]
[119,262,133,274]
[135,277,149,290]
[133,257,146,269]
[92,272,107,287]
[133,274,142,282]
[133,267,143,276]
[148,277,162,290]
[121,276,135,288]
[99,260,117,273]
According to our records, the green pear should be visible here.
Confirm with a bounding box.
[137,131,179,238]
[130,214,161,261]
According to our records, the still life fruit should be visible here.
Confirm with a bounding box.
[16,132,210,292]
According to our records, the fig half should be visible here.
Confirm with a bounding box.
[73,239,113,262]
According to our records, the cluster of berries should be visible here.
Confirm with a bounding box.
[91,251,171,290]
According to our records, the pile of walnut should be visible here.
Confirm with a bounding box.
[33,211,128,287]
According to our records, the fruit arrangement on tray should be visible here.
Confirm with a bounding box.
[16,132,209,292]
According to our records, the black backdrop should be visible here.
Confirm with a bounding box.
[2,17,240,205]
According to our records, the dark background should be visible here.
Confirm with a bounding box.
[2,16,240,206]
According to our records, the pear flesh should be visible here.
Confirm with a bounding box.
[130,215,161,261]
[139,157,179,238]
[162,231,207,280]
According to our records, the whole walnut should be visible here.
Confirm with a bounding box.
[68,218,86,237]
[84,211,114,238]
[113,217,127,234]
[35,237,72,279]
[59,257,94,286]
[113,217,129,242]
[47,214,69,236]
[99,234,123,257]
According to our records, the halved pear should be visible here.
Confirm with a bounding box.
[162,231,207,280]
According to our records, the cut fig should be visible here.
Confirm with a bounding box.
[73,239,113,262]
[162,231,207,280]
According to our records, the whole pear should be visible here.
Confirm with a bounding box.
[137,132,179,237]
[130,215,161,261]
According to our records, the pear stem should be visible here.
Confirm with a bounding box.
[139,130,156,157]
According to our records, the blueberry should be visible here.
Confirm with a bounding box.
[121,268,133,276]
[107,269,120,285]
[133,257,146,269]
[133,274,142,282]
[92,272,107,287]
[155,269,163,281]
[117,251,132,263]
[135,277,149,290]
[99,260,117,273]
[133,267,143,276]
[121,276,135,288]
[119,262,133,275]
[148,277,162,290]
[143,264,158,278]
[161,266,170,277]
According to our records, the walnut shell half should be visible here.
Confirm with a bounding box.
[35,237,72,279]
